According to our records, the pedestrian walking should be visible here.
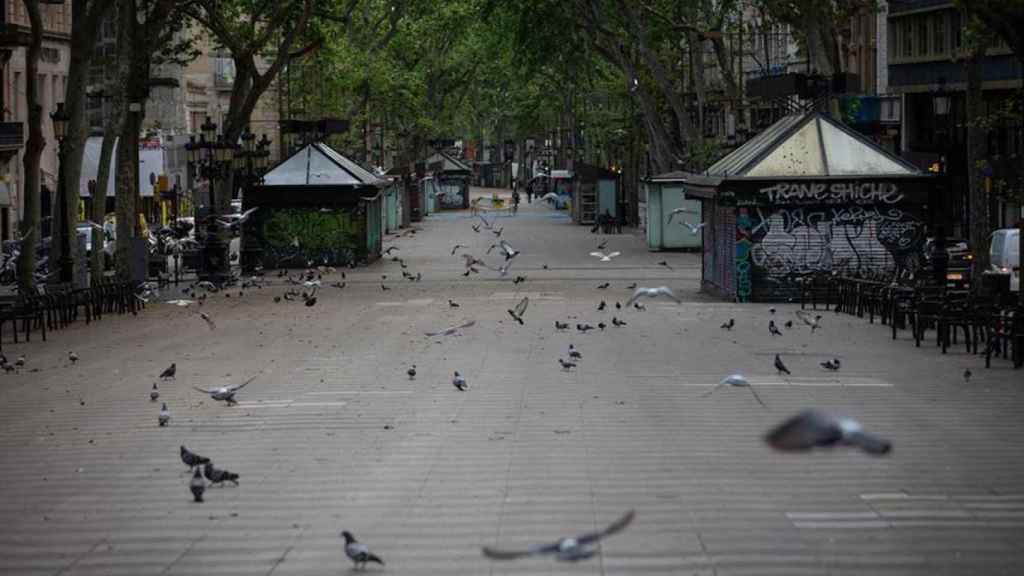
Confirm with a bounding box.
[511,189,520,214]
[526,179,533,203]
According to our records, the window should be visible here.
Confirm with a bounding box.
[902,19,913,58]
[917,17,928,55]
[950,10,962,51]
[933,13,945,54]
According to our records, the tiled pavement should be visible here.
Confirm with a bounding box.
[1,192,1023,575]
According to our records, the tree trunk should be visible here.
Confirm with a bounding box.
[17,0,44,294]
[113,0,145,282]
[965,33,992,286]
[91,107,123,286]
[63,0,114,287]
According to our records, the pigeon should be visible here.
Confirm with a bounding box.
[680,221,706,235]
[625,286,681,307]
[597,322,606,331]
[821,359,841,371]
[424,320,476,337]
[576,323,594,332]
[513,275,526,285]
[407,365,416,380]
[721,318,734,330]
[448,299,460,308]
[703,374,766,407]
[203,462,239,486]
[198,312,216,330]
[589,251,621,262]
[568,345,582,360]
[150,383,160,401]
[507,297,529,325]
[769,307,776,315]
[158,403,170,426]
[383,246,398,255]
[181,445,210,469]
[190,468,205,502]
[451,244,466,256]
[304,292,318,307]
[193,375,257,405]
[492,226,504,237]
[478,213,494,230]
[472,224,481,233]
[342,531,384,569]
[797,311,822,332]
[559,358,577,370]
[499,240,520,260]
[963,368,972,383]
[784,320,793,329]
[765,409,892,455]
[452,371,468,391]
[625,282,637,289]
[657,260,673,270]
[554,321,569,330]
[597,301,606,311]
[666,207,698,224]
[612,317,626,327]
[615,301,621,309]
[380,283,390,291]
[769,320,782,336]
[487,243,498,255]
[273,296,282,303]
[774,354,791,375]
[596,239,608,250]
[482,510,634,563]
[160,363,176,379]
[597,282,610,290]
[68,351,78,364]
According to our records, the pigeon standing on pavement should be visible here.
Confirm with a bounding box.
[721,318,734,330]
[203,462,240,486]
[568,345,582,360]
[190,468,205,502]
[151,383,160,401]
[181,445,211,470]
[821,359,841,371]
[555,321,569,330]
[765,409,892,455]
[448,299,460,308]
[769,320,782,336]
[68,351,78,364]
[597,301,606,311]
[559,358,577,371]
[774,354,791,376]
[597,282,610,289]
[482,510,635,562]
[341,531,385,569]
[160,363,176,379]
[407,365,417,380]
[452,371,467,391]
[963,368,972,384]
[158,403,170,427]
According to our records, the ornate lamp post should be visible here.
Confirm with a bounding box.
[51,102,71,284]
[185,116,236,284]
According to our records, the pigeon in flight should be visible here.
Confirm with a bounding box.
[472,223,481,233]
[193,375,257,405]
[482,510,635,562]
[198,312,216,330]
[559,358,577,371]
[555,321,569,330]
[680,221,706,235]
[190,468,206,502]
[721,318,734,330]
[765,409,892,455]
[821,359,841,371]
[181,445,210,470]
[568,345,582,360]
[478,213,494,230]
[499,240,520,260]
[451,244,467,256]
[203,462,239,486]
[424,320,476,337]
[407,365,416,380]
[774,354,791,375]
[507,297,529,325]
[342,531,385,569]
[769,320,782,336]
[452,371,468,391]
[160,363,176,379]
[666,207,698,224]
[625,286,681,307]
[158,403,170,427]
[151,383,160,402]
[703,374,766,408]
[486,243,498,255]
[589,251,621,262]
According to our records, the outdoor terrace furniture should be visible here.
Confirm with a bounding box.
[985,306,1024,369]
[799,273,836,311]
[0,293,47,350]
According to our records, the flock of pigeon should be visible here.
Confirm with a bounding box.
[47,202,893,569]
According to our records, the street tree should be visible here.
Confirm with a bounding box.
[16,0,45,293]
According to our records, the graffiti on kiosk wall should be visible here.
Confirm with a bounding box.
[436,178,466,209]
[759,181,905,205]
[746,204,925,284]
[735,208,753,301]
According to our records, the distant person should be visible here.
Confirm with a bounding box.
[526,180,533,203]
[511,189,520,214]
[930,227,949,289]
[512,177,518,193]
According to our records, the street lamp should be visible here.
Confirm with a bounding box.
[51,102,72,284]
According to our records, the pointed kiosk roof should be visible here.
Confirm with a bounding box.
[262,142,385,187]
[650,111,928,194]
[424,151,472,174]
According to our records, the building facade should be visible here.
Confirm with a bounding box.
[0,0,72,240]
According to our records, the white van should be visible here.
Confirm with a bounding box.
[989,228,1020,292]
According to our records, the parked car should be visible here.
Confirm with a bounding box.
[988,228,1020,292]
[922,237,973,288]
